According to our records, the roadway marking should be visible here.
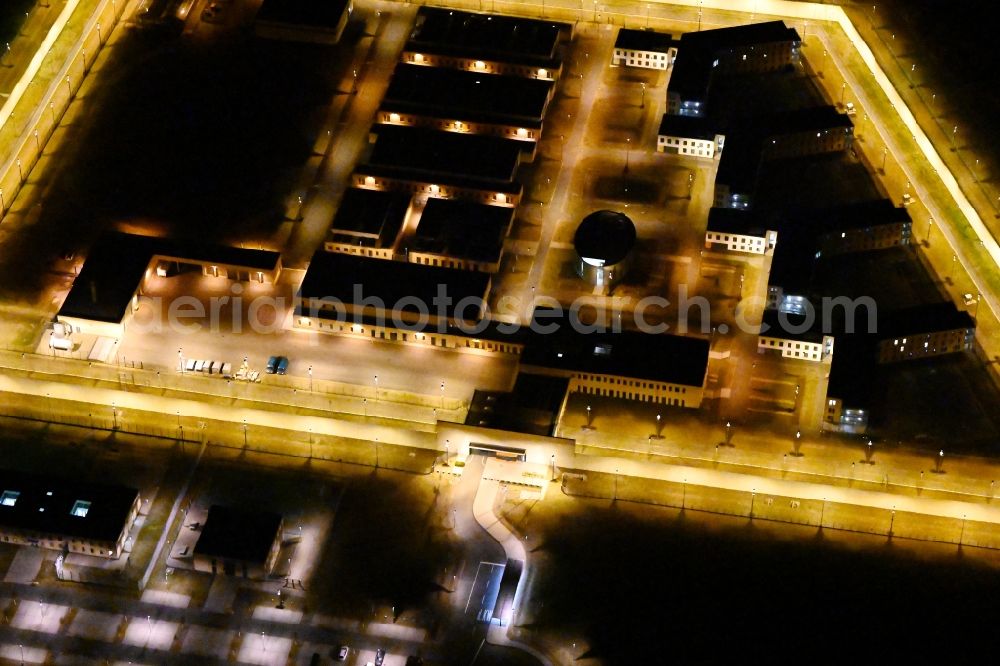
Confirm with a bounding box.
[463,561,505,616]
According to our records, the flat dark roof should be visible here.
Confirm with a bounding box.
[298,251,490,321]
[520,309,709,387]
[356,164,523,195]
[410,7,566,61]
[768,226,819,293]
[669,21,800,100]
[658,113,717,140]
[715,131,763,193]
[615,28,673,52]
[255,0,350,28]
[717,106,851,191]
[58,232,281,324]
[706,207,771,236]
[412,198,513,264]
[0,470,137,544]
[760,309,828,343]
[367,125,522,183]
[827,334,877,407]
[710,199,906,237]
[466,374,570,437]
[383,64,553,125]
[194,505,282,564]
[330,188,411,248]
[761,106,853,134]
[808,199,911,233]
[879,302,974,338]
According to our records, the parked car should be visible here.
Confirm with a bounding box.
[265,356,279,374]
[276,356,289,375]
[375,648,386,666]
[963,293,977,306]
[844,101,856,115]
[335,646,349,661]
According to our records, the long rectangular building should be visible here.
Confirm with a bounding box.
[520,310,710,408]
[380,64,554,136]
[296,250,492,330]
[58,232,283,339]
[401,7,568,81]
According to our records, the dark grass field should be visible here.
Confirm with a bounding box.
[524,500,1000,664]
[0,0,35,47]
[0,19,344,303]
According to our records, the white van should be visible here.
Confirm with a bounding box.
[48,334,72,351]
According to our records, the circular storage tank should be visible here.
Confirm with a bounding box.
[574,210,637,288]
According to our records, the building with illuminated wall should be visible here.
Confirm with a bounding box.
[876,303,975,364]
[401,6,569,81]
[612,28,676,70]
[757,310,834,363]
[324,187,412,260]
[254,0,353,44]
[0,470,140,560]
[408,197,515,273]
[704,208,777,254]
[57,232,282,339]
[657,115,724,158]
[377,64,554,146]
[519,310,710,408]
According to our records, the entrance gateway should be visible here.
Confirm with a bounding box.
[468,443,526,462]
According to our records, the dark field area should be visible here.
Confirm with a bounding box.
[310,470,460,620]
[0,20,343,303]
[880,0,1000,173]
[0,0,34,47]
[522,500,1000,664]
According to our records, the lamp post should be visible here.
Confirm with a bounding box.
[374,437,380,468]
[374,374,379,401]
[935,449,944,473]
[242,419,248,449]
[865,439,874,464]
[792,430,802,457]
[445,439,450,464]
[440,381,445,408]
[951,125,958,151]
[640,82,646,109]
[112,402,118,430]
[308,365,313,392]
[624,137,631,174]
[725,420,732,446]
[178,348,184,373]
[880,147,887,172]
[926,217,933,242]
[585,404,593,427]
